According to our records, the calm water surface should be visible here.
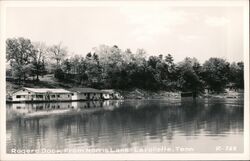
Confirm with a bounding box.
[6,98,243,153]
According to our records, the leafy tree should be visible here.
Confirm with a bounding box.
[177,57,204,94]
[69,55,81,74]
[160,54,178,90]
[6,37,34,83]
[72,57,88,85]
[30,42,47,81]
[54,68,64,80]
[62,58,72,74]
[236,62,244,89]
[229,62,244,89]
[202,58,230,92]
[84,52,103,87]
[49,43,67,69]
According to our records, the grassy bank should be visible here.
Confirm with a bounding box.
[6,74,74,95]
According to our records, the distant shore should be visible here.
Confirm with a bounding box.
[6,77,244,101]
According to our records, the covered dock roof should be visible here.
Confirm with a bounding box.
[70,88,108,94]
[13,87,72,94]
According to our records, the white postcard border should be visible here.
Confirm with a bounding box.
[0,0,249,160]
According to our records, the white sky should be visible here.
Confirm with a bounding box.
[6,6,244,63]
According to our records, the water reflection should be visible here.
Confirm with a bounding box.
[6,98,243,153]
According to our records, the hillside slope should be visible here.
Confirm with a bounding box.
[6,74,181,99]
[6,74,74,94]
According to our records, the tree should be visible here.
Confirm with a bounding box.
[62,58,72,74]
[6,37,35,84]
[49,43,67,69]
[229,62,244,89]
[69,55,81,75]
[92,45,125,88]
[202,58,230,92]
[160,54,178,90]
[84,52,103,87]
[177,57,204,94]
[30,42,47,81]
[165,54,174,66]
[236,62,244,89]
[54,68,65,80]
[145,54,178,90]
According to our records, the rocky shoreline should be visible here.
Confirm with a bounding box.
[119,89,181,100]
[118,89,244,100]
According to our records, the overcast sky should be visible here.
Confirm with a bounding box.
[6,6,244,63]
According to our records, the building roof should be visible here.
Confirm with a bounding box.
[22,87,72,94]
[69,88,107,94]
[101,89,115,94]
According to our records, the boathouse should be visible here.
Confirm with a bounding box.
[70,88,107,101]
[12,87,73,102]
[101,89,123,100]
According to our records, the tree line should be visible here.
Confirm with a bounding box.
[6,37,244,93]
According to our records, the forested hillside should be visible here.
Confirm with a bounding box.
[6,37,244,94]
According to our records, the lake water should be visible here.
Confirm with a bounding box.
[6,98,244,153]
